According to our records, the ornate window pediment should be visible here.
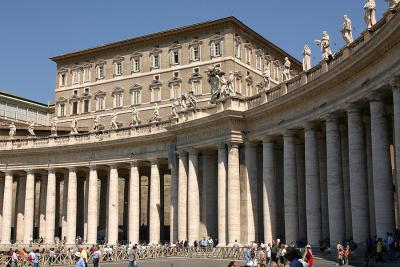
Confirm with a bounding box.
[188,72,203,83]
[71,65,82,72]
[209,34,224,44]
[245,43,253,50]
[149,79,163,89]
[256,49,264,56]
[130,83,143,93]
[130,52,143,59]
[112,87,124,96]
[96,59,107,66]
[94,90,106,99]
[189,39,203,47]
[58,68,68,75]
[69,94,80,102]
[82,63,92,69]
[56,96,67,103]
[169,43,182,51]
[168,76,182,87]
[113,56,124,63]
[150,47,162,54]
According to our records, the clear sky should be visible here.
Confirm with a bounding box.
[0,0,388,104]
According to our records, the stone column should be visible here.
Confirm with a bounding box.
[364,115,376,237]
[149,159,161,244]
[16,176,26,242]
[393,84,400,228]
[129,161,140,244]
[45,168,56,244]
[203,151,217,238]
[304,123,322,246]
[66,167,77,245]
[170,157,179,243]
[1,171,13,244]
[325,115,345,245]
[283,132,298,245]
[347,105,369,243]
[61,174,68,241]
[0,175,4,240]
[23,170,35,244]
[263,137,276,243]
[217,144,227,246]
[87,165,98,244]
[318,131,329,241]
[243,142,258,244]
[39,175,47,239]
[295,139,307,243]
[188,149,200,244]
[108,164,119,245]
[227,143,240,246]
[370,97,394,237]
[177,151,188,241]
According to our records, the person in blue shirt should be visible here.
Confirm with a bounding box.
[244,248,252,265]
[286,247,303,267]
[75,252,85,267]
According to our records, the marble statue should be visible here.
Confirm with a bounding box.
[149,103,161,123]
[28,121,36,136]
[262,64,271,90]
[206,65,225,103]
[364,0,377,29]
[70,118,78,135]
[50,117,57,136]
[283,57,291,81]
[385,0,400,9]
[341,15,353,45]
[179,94,187,110]
[187,91,197,110]
[302,45,312,71]
[315,31,334,61]
[93,116,101,132]
[9,122,16,138]
[170,99,179,119]
[130,107,141,126]
[219,75,228,97]
[111,112,119,130]
[226,71,235,96]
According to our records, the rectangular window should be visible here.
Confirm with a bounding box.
[171,84,181,99]
[59,73,66,87]
[151,88,161,102]
[72,70,79,84]
[132,58,140,72]
[256,55,262,70]
[97,65,105,79]
[192,81,202,95]
[27,109,36,122]
[115,94,123,107]
[96,97,105,111]
[60,104,65,117]
[235,43,241,58]
[132,90,141,105]
[0,102,6,117]
[72,102,78,115]
[245,49,252,64]
[83,68,91,82]
[152,54,160,69]
[173,50,179,65]
[115,62,123,76]
[212,42,221,57]
[83,100,89,113]
[84,87,90,94]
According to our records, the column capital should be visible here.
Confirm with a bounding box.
[89,165,97,171]
[187,148,198,156]
[345,103,362,113]
[227,142,240,149]
[130,160,139,168]
[262,135,275,144]
[217,143,226,150]
[25,169,34,175]
[4,170,13,176]
[283,129,297,137]
[303,122,317,131]
[68,166,76,172]
[177,150,188,158]
[150,158,159,165]
[109,163,118,169]
[367,91,384,102]
[244,140,258,147]
[48,168,55,174]
[389,76,400,90]
[324,113,339,123]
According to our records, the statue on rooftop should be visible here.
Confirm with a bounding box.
[50,117,57,136]
[385,0,400,9]
[9,122,16,139]
[283,57,291,81]
[341,15,354,45]
[302,45,312,71]
[170,99,179,119]
[111,112,119,130]
[364,0,377,29]
[130,107,141,126]
[93,116,101,132]
[226,71,235,96]
[262,65,271,90]
[149,103,161,123]
[187,91,197,110]
[206,65,225,103]
[28,121,36,137]
[315,31,334,61]
[70,118,78,135]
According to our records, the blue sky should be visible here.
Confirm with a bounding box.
[0,0,388,103]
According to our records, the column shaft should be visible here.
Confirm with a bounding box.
[66,168,77,244]
[1,172,13,244]
[149,160,161,244]
[16,176,26,242]
[170,158,178,243]
[108,165,119,245]
[23,171,35,244]
[318,132,330,240]
[178,152,188,241]
[295,141,307,242]
[129,162,140,244]
[217,144,227,246]
[87,166,98,244]
[370,99,394,237]
[263,138,276,243]
[39,176,47,239]
[0,177,4,241]
[393,87,400,228]
[305,125,322,246]
[45,169,56,244]
[188,150,200,244]
[347,107,370,243]
[227,143,240,245]
[325,116,345,245]
[364,116,376,236]
[283,133,298,245]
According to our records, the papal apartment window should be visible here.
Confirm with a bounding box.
[72,101,78,115]
[211,42,222,57]
[59,73,66,87]
[83,99,90,113]
[97,65,105,80]
[60,103,65,117]
[83,68,91,82]
[96,96,105,111]
[151,54,160,69]
[170,84,181,99]
[132,58,141,73]
[190,46,200,61]
[245,47,252,65]
[151,88,161,102]
[192,80,202,95]
[72,70,80,84]
[170,50,180,65]
[114,61,123,76]
[131,90,141,105]
[114,93,123,108]
[256,54,263,71]
[235,43,241,59]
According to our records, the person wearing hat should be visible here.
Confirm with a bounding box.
[303,245,313,266]
[75,252,85,267]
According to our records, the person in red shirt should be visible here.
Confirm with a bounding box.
[303,245,314,266]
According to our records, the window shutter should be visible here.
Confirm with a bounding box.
[211,43,215,57]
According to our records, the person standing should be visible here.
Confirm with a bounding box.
[303,245,314,266]
[128,245,137,267]
[75,252,85,267]
[91,246,100,267]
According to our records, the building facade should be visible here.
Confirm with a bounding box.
[1,8,400,248]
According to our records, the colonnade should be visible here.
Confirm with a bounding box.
[0,87,400,247]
